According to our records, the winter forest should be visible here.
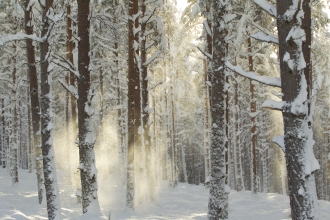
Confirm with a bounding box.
[0,0,330,219]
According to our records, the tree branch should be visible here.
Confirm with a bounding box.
[251,32,278,44]
[0,33,43,45]
[254,0,277,18]
[225,61,281,87]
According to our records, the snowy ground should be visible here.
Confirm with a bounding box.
[0,169,330,219]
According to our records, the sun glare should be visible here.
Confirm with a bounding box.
[176,0,188,11]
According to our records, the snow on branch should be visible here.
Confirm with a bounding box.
[143,7,157,24]
[0,33,43,45]
[272,136,285,153]
[197,46,212,59]
[224,14,237,24]
[251,32,278,44]
[144,50,161,66]
[262,99,287,111]
[97,41,118,53]
[248,19,276,39]
[52,56,80,78]
[225,61,281,87]
[254,0,277,18]
[58,79,79,100]
[203,20,212,36]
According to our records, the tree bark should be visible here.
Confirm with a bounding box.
[1,98,6,168]
[40,1,62,218]
[277,0,318,219]
[24,0,44,204]
[77,0,101,214]
[126,0,140,209]
[208,1,231,219]
[248,36,257,194]
[10,38,18,185]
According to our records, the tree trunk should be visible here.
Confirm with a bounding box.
[1,98,6,168]
[277,0,318,219]
[77,0,101,214]
[40,1,62,219]
[10,39,18,185]
[126,0,140,210]
[248,36,257,194]
[139,0,156,201]
[24,0,43,204]
[208,1,231,219]
[27,93,33,173]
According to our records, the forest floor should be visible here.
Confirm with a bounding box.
[0,169,330,219]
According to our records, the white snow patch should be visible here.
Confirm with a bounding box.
[138,126,144,134]
[272,136,285,152]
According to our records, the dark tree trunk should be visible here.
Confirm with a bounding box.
[1,98,5,168]
[126,0,140,209]
[139,0,156,200]
[24,0,43,204]
[208,1,230,219]
[27,93,33,173]
[77,0,101,214]
[248,36,257,194]
[277,0,318,219]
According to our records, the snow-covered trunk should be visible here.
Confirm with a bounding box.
[208,1,231,219]
[233,78,243,191]
[66,3,75,181]
[1,98,6,168]
[277,0,319,218]
[203,60,210,183]
[171,84,178,187]
[10,40,18,185]
[225,75,230,188]
[260,109,269,193]
[203,14,212,183]
[163,68,172,186]
[113,14,124,183]
[139,0,155,201]
[27,92,33,173]
[126,0,140,209]
[24,0,43,204]
[248,36,258,194]
[76,0,101,214]
[39,1,62,219]
[67,3,78,175]
[19,102,28,170]
[152,94,159,184]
